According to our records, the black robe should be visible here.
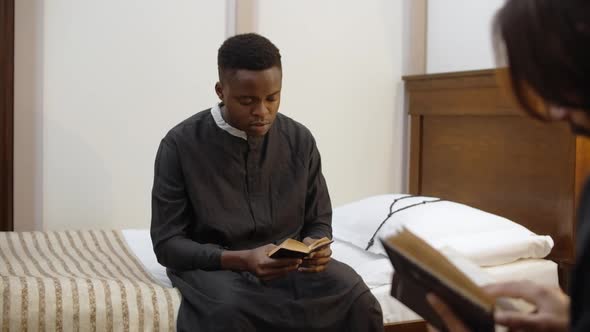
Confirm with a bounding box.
[151,106,383,331]
[571,179,590,331]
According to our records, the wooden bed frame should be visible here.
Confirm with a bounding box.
[383,69,589,332]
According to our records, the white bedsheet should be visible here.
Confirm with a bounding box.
[122,230,559,324]
[331,238,559,324]
[124,229,173,288]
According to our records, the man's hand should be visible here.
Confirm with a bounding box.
[485,281,569,332]
[426,293,471,332]
[298,237,332,273]
[426,280,570,332]
[244,244,301,281]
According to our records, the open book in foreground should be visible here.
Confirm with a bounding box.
[268,237,334,259]
[381,228,534,332]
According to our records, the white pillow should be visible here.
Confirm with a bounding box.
[332,194,554,266]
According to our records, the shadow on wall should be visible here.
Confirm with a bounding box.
[14,0,44,231]
[396,81,409,193]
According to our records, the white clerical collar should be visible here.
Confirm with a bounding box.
[211,103,247,140]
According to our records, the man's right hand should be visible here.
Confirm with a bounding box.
[221,244,302,281]
[244,244,302,281]
[486,281,569,332]
[426,281,570,332]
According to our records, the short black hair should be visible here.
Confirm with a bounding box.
[217,33,282,80]
[493,0,590,118]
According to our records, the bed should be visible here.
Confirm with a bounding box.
[0,69,586,331]
[388,68,589,331]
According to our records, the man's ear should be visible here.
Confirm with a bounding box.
[215,82,223,100]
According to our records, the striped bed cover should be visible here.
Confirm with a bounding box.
[0,230,181,331]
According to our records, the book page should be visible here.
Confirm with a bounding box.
[387,229,495,309]
[280,239,310,253]
[308,237,333,252]
[440,247,496,286]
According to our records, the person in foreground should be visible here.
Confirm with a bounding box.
[150,33,383,331]
[428,0,590,331]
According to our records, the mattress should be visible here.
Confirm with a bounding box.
[122,229,559,325]
[331,237,558,324]
[0,230,180,332]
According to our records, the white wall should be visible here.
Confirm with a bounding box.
[256,0,405,205]
[15,1,227,231]
[427,0,505,73]
[15,0,410,230]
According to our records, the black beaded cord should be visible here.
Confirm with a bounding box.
[365,195,444,251]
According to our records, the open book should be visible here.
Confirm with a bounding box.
[268,237,334,259]
[381,228,533,332]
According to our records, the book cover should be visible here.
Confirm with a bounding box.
[381,229,496,332]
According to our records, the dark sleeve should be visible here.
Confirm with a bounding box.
[572,179,590,331]
[574,315,590,332]
[573,272,590,332]
[300,137,333,239]
[150,138,222,271]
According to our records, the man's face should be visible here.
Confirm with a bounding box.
[215,66,282,137]
[547,105,590,138]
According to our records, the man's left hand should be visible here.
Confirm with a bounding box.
[298,237,332,273]
[426,293,471,332]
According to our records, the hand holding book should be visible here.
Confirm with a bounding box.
[299,237,333,273]
[381,228,548,331]
[487,281,569,331]
[241,244,302,281]
[427,281,569,332]
[426,293,473,332]
[267,237,333,273]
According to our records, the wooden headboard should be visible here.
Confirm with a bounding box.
[404,69,590,290]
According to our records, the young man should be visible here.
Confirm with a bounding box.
[428,1,590,331]
[151,33,383,331]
